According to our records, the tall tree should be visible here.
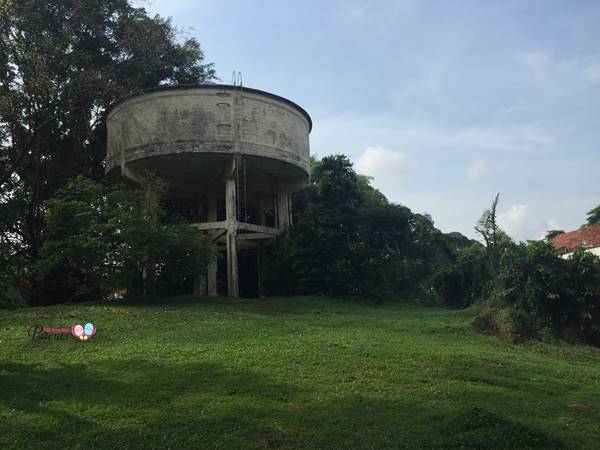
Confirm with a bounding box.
[474,193,502,269]
[0,0,215,304]
[264,154,468,299]
[585,204,600,226]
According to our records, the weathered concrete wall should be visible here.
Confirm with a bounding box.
[106,85,311,184]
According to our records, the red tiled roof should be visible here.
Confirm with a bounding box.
[551,223,600,250]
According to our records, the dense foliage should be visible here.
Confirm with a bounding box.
[34,176,214,304]
[0,0,215,305]
[586,203,600,226]
[441,195,600,345]
[264,158,600,345]
[263,155,474,300]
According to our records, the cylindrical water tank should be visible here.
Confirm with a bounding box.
[106,85,311,191]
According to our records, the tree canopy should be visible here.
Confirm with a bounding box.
[586,204,600,226]
[264,154,475,300]
[0,0,215,304]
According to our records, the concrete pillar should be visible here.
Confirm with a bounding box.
[194,272,207,296]
[225,158,239,297]
[207,259,217,296]
[277,190,290,228]
[226,230,239,297]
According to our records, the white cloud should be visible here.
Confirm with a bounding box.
[466,159,487,180]
[354,147,407,199]
[498,204,528,237]
[355,146,406,177]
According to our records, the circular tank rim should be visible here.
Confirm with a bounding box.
[106,83,312,132]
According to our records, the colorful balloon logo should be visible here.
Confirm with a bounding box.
[71,323,96,341]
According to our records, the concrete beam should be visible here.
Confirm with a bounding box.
[191,221,228,231]
[238,222,280,236]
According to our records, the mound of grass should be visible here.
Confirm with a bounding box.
[1,296,599,449]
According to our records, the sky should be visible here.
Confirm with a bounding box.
[144,0,600,241]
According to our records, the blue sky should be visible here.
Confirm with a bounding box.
[146,0,600,240]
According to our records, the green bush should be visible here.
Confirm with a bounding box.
[35,176,214,303]
[433,243,488,308]
[563,249,600,344]
[263,155,473,300]
[473,240,600,345]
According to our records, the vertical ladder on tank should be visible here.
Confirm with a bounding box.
[235,153,247,222]
[232,71,247,223]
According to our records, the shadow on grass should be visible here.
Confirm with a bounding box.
[0,359,563,449]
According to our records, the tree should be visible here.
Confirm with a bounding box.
[35,176,214,303]
[474,193,505,270]
[475,193,500,249]
[545,229,565,241]
[585,204,600,226]
[264,154,471,300]
[0,0,215,304]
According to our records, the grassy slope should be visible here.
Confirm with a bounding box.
[1,296,599,449]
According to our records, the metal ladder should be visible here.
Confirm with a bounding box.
[235,153,247,222]
[232,71,247,223]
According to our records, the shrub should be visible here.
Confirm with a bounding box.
[263,154,472,300]
[473,240,600,345]
[564,249,600,344]
[433,243,488,308]
[35,176,214,303]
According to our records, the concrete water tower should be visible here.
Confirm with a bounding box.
[105,84,311,297]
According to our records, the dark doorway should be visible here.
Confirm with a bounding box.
[238,248,259,298]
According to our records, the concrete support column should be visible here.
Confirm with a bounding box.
[225,158,239,297]
[194,272,207,296]
[277,190,290,228]
[226,230,239,297]
[207,259,217,296]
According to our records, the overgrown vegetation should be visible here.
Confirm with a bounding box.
[264,155,474,301]
[452,196,600,345]
[34,176,213,303]
[0,0,215,305]
[585,203,600,226]
[263,156,600,346]
[0,0,598,351]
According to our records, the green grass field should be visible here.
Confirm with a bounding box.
[1,296,599,449]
